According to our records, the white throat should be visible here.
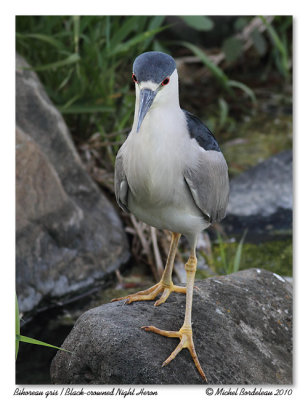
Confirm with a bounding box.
[132,69,180,133]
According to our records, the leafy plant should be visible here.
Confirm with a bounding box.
[179,16,214,31]
[211,231,247,275]
[15,295,71,360]
[259,16,291,79]
[179,41,257,103]
[16,16,167,141]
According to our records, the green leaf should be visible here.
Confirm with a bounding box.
[222,37,243,63]
[58,104,115,114]
[16,32,64,49]
[227,80,257,103]
[251,28,267,56]
[104,15,110,50]
[15,295,20,360]
[260,16,285,56]
[16,334,72,353]
[60,93,82,110]
[73,16,80,53]
[234,17,250,32]
[232,231,247,273]
[26,53,80,72]
[57,68,74,91]
[218,97,228,128]
[217,232,228,272]
[180,16,214,31]
[142,16,166,49]
[179,41,229,88]
[259,16,289,77]
[110,26,166,55]
[109,17,140,49]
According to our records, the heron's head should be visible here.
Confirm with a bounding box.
[132,51,178,132]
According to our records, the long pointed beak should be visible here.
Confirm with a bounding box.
[137,88,157,132]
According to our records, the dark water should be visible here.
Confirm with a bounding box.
[15,272,152,384]
[15,285,109,384]
[16,307,74,384]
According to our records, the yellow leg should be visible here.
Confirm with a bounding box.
[111,233,185,306]
[142,253,207,381]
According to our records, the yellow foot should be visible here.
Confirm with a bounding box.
[111,281,186,306]
[141,325,207,381]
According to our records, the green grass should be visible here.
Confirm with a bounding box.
[196,236,292,279]
[214,231,247,275]
[16,16,167,142]
[260,16,291,79]
[15,295,71,360]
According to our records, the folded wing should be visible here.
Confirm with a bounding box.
[183,110,229,223]
[114,150,130,213]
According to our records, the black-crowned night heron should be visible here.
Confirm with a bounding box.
[112,51,229,381]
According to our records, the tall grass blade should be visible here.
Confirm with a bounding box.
[218,97,228,128]
[58,104,114,114]
[217,232,228,272]
[16,334,72,353]
[179,41,229,88]
[105,15,110,50]
[26,53,80,72]
[110,26,167,55]
[232,230,247,273]
[16,32,64,49]
[228,80,257,103]
[57,68,73,91]
[16,295,20,360]
[142,16,166,49]
[73,16,80,54]
[60,93,82,110]
[109,16,141,50]
[259,16,289,77]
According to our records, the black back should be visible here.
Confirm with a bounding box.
[183,110,221,152]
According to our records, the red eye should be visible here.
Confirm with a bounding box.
[161,77,170,86]
[132,73,138,83]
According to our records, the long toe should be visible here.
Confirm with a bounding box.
[111,281,186,305]
[154,288,174,306]
[187,342,207,381]
[111,283,161,303]
[124,286,162,304]
[141,326,181,338]
[142,325,207,381]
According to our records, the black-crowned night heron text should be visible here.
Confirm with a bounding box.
[112,51,229,381]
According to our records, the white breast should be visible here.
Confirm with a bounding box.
[121,107,208,237]
[123,107,191,204]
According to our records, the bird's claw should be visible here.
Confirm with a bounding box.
[141,325,207,381]
[111,281,186,306]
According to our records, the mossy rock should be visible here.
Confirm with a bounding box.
[196,238,292,279]
[221,113,292,177]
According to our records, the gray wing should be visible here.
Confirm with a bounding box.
[183,109,229,223]
[184,150,229,223]
[114,151,130,213]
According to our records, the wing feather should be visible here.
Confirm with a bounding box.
[184,150,229,223]
[183,109,229,223]
[114,150,130,213]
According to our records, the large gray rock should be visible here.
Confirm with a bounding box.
[223,150,292,239]
[16,54,130,314]
[50,269,292,385]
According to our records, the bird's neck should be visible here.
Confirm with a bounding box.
[132,98,181,133]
